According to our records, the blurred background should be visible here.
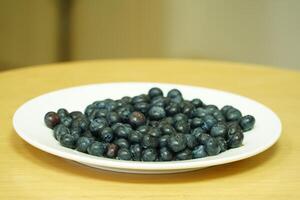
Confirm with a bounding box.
[0,0,299,71]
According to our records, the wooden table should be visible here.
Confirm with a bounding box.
[1,60,299,200]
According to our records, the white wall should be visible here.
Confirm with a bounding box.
[1,0,299,70]
[163,0,300,69]
[0,0,60,70]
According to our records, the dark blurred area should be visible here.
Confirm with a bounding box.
[1,0,299,71]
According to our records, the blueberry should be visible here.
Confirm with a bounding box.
[227,131,244,148]
[185,134,198,149]
[82,130,94,139]
[70,126,81,136]
[119,110,131,123]
[115,99,124,108]
[191,98,203,108]
[191,127,206,140]
[106,112,121,125]
[210,122,227,137]
[116,148,131,160]
[199,133,212,145]
[128,131,142,143]
[60,116,72,127]
[205,137,221,156]
[213,111,226,122]
[191,117,203,128]
[100,127,114,143]
[150,96,170,107]
[192,108,208,118]
[148,106,166,120]
[115,125,131,138]
[69,111,84,120]
[87,141,107,156]
[129,111,146,127]
[130,144,142,161]
[170,96,183,104]
[167,133,187,153]
[192,145,207,158]
[239,115,255,131]
[226,108,242,121]
[221,105,233,115]
[160,124,176,135]
[159,147,173,161]
[72,117,89,131]
[93,100,106,109]
[106,143,118,158]
[110,122,123,132]
[175,120,190,133]
[173,113,188,123]
[132,94,149,104]
[89,118,107,133]
[205,105,219,114]
[57,108,69,118]
[167,89,182,98]
[201,115,217,132]
[142,134,159,148]
[227,122,242,140]
[149,120,160,127]
[76,137,92,153]
[121,96,132,104]
[181,101,195,117]
[53,124,70,141]
[216,137,227,152]
[96,109,108,118]
[160,117,175,125]
[44,111,60,129]
[148,127,162,137]
[114,138,129,149]
[104,99,118,111]
[165,103,181,116]
[71,132,80,141]
[84,105,95,117]
[134,102,150,114]
[136,125,150,134]
[142,148,157,161]
[60,134,76,149]
[148,87,163,99]
[159,135,170,147]
[176,149,192,160]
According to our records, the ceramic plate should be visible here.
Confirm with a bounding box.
[13,82,281,174]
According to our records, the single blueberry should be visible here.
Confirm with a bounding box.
[117,148,132,160]
[76,136,92,153]
[205,137,221,156]
[185,134,198,149]
[87,141,107,156]
[167,133,187,153]
[239,115,255,131]
[60,134,76,149]
[210,122,228,137]
[44,111,60,129]
[148,106,166,120]
[142,148,157,161]
[176,149,192,160]
[192,145,207,158]
[114,138,129,149]
[148,87,163,99]
[130,144,142,161]
[159,147,173,161]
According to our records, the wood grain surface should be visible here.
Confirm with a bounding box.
[0,59,299,200]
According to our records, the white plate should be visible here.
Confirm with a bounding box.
[13,82,281,174]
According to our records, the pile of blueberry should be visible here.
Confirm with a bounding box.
[44,87,255,161]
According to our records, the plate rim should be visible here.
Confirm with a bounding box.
[13,82,282,171]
